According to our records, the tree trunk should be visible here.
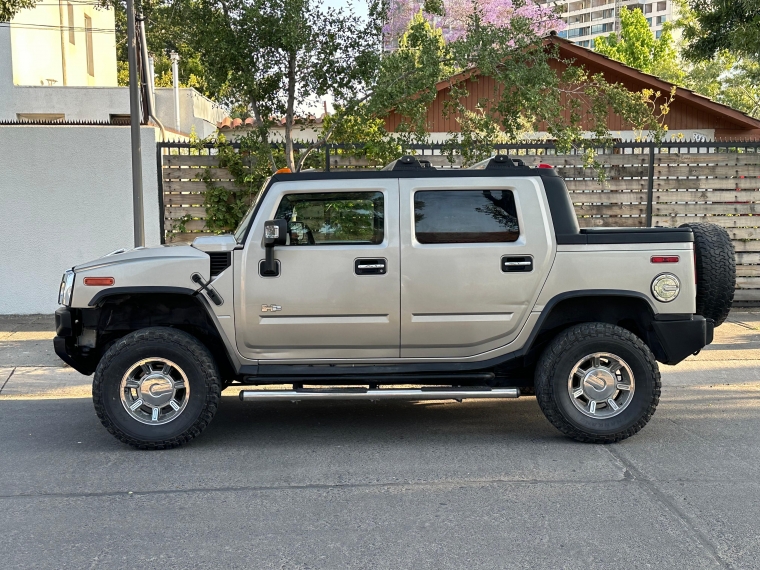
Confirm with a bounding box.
[284,50,297,171]
[251,102,277,173]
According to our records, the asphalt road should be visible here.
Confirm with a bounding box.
[1,314,760,569]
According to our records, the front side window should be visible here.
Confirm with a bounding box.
[414,190,519,244]
[274,192,384,245]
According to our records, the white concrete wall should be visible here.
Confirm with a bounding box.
[154,88,227,138]
[0,125,161,314]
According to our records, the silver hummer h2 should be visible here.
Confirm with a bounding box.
[54,155,736,449]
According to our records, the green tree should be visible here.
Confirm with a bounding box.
[111,0,212,95]
[594,7,683,83]
[187,0,382,171]
[186,0,671,174]
[681,0,760,64]
[1,0,37,22]
[676,0,760,117]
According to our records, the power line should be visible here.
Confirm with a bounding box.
[0,22,117,33]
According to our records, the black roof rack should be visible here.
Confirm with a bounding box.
[382,155,436,171]
[468,155,527,169]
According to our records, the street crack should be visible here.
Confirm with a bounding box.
[605,445,732,570]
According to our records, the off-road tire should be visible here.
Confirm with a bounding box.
[535,323,661,443]
[680,222,735,326]
[93,327,221,449]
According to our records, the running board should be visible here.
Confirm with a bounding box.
[239,387,520,402]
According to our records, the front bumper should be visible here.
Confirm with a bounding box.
[53,306,96,375]
[651,315,714,365]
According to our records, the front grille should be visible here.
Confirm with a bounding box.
[209,252,231,277]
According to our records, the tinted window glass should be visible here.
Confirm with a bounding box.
[414,190,519,244]
[274,192,384,245]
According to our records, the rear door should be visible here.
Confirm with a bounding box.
[236,178,400,361]
[399,177,554,358]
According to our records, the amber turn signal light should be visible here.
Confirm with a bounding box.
[83,277,115,286]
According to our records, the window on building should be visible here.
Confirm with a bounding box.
[656,15,667,24]
[646,16,653,25]
[16,113,65,122]
[67,3,75,44]
[569,27,590,37]
[591,22,613,34]
[657,1,666,10]
[591,9,614,20]
[656,29,662,38]
[645,4,653,13]
[413,191,520,244]
[84,15,94,77]
[274,192,384,245]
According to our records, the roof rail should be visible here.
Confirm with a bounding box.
[382,155,436,171]
[468,155,523,170]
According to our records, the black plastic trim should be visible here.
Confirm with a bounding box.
[55,306,73,337]
[53,335,96,375]
[88,286,197,306]
[652,315,713,365]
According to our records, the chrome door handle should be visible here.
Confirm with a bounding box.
[355,258,387,275]
[501,256,533,272]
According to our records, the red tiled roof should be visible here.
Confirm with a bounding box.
[217,114,327,130]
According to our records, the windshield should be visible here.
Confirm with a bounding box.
[233,177,271,243]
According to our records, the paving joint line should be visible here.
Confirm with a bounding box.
[0,367,16,394]
[0,476,636,500]
[604,446,731,570]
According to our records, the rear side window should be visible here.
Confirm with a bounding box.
[274,191,384,245]
[414,190,519,244]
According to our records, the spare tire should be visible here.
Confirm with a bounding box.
[679,222,735,326]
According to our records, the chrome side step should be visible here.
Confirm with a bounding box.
[239,387,520,402]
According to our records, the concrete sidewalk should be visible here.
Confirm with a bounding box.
[2,310,760,398]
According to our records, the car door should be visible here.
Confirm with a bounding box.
[236,178,400,361]
[399,177,554,358]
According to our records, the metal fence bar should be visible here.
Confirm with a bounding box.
[645,142,655,227]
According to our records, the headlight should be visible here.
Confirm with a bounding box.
[651,273,680,303]
[58,270,75,306]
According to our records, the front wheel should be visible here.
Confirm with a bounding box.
[93,327,221,449]
[535,323,661,443]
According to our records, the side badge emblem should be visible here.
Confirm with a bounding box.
[261,304,282,312]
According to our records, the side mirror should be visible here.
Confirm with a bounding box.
[261,220,287,276]
[264,219,288,247]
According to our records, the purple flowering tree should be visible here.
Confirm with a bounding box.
[383,0,565,48]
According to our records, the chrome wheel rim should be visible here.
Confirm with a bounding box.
[120,358,190,425]
[567,352,635,419]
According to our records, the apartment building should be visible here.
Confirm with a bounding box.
[545,0,674,48]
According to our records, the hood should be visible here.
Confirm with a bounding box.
[74,244,208,272]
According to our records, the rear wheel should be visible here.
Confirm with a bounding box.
[535,323,660,443]
[93,327,221,449]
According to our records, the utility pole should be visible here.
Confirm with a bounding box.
[126,0,145,247]
[170,51,181,133]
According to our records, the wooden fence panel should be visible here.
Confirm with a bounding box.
[160,143,760,301]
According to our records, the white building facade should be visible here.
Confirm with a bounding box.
[1,4,224,136]
[545,0,674,48]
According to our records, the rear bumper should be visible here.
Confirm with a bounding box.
[651,315,714,365]
[53,307,96,375]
